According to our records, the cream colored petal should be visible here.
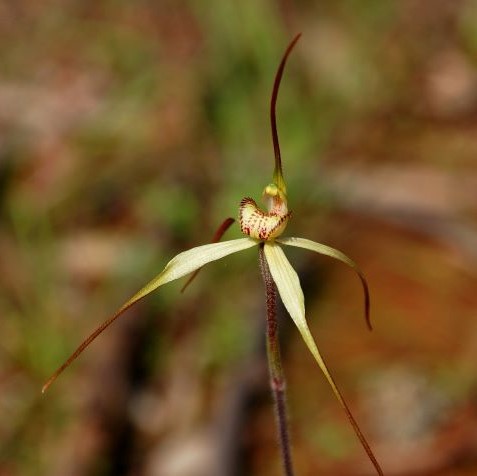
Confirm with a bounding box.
[42,237,257,393]
[277,236,371,330]
[263,241,382,475]
[263,241,334,392]
[127,237,258,305]
[263,241,306,331]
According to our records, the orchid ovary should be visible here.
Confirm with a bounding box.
[42,34,383,476]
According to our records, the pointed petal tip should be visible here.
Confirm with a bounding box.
[278,237,374,332]
[264,241,382,475]
[41,375,55,394]
[360,270,372,331]
[270,34,302,195]
[43,237,257,391]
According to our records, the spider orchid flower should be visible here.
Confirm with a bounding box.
[43,34,383,475]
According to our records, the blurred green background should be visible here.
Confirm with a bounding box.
[2,1,477,475]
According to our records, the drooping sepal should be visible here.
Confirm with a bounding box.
[42,237,257,393]
[263,241,383,476]
[277,236,372,330]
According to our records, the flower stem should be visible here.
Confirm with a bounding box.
[259,243,294,476]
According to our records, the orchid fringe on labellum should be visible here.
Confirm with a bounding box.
[43,34,384,475]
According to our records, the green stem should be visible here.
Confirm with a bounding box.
[259,244,294,476]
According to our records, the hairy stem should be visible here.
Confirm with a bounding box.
[259,244,294,476]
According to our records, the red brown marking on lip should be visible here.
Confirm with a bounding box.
[239,197,290,241]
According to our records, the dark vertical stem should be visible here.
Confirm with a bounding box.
[259,244,294,476]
